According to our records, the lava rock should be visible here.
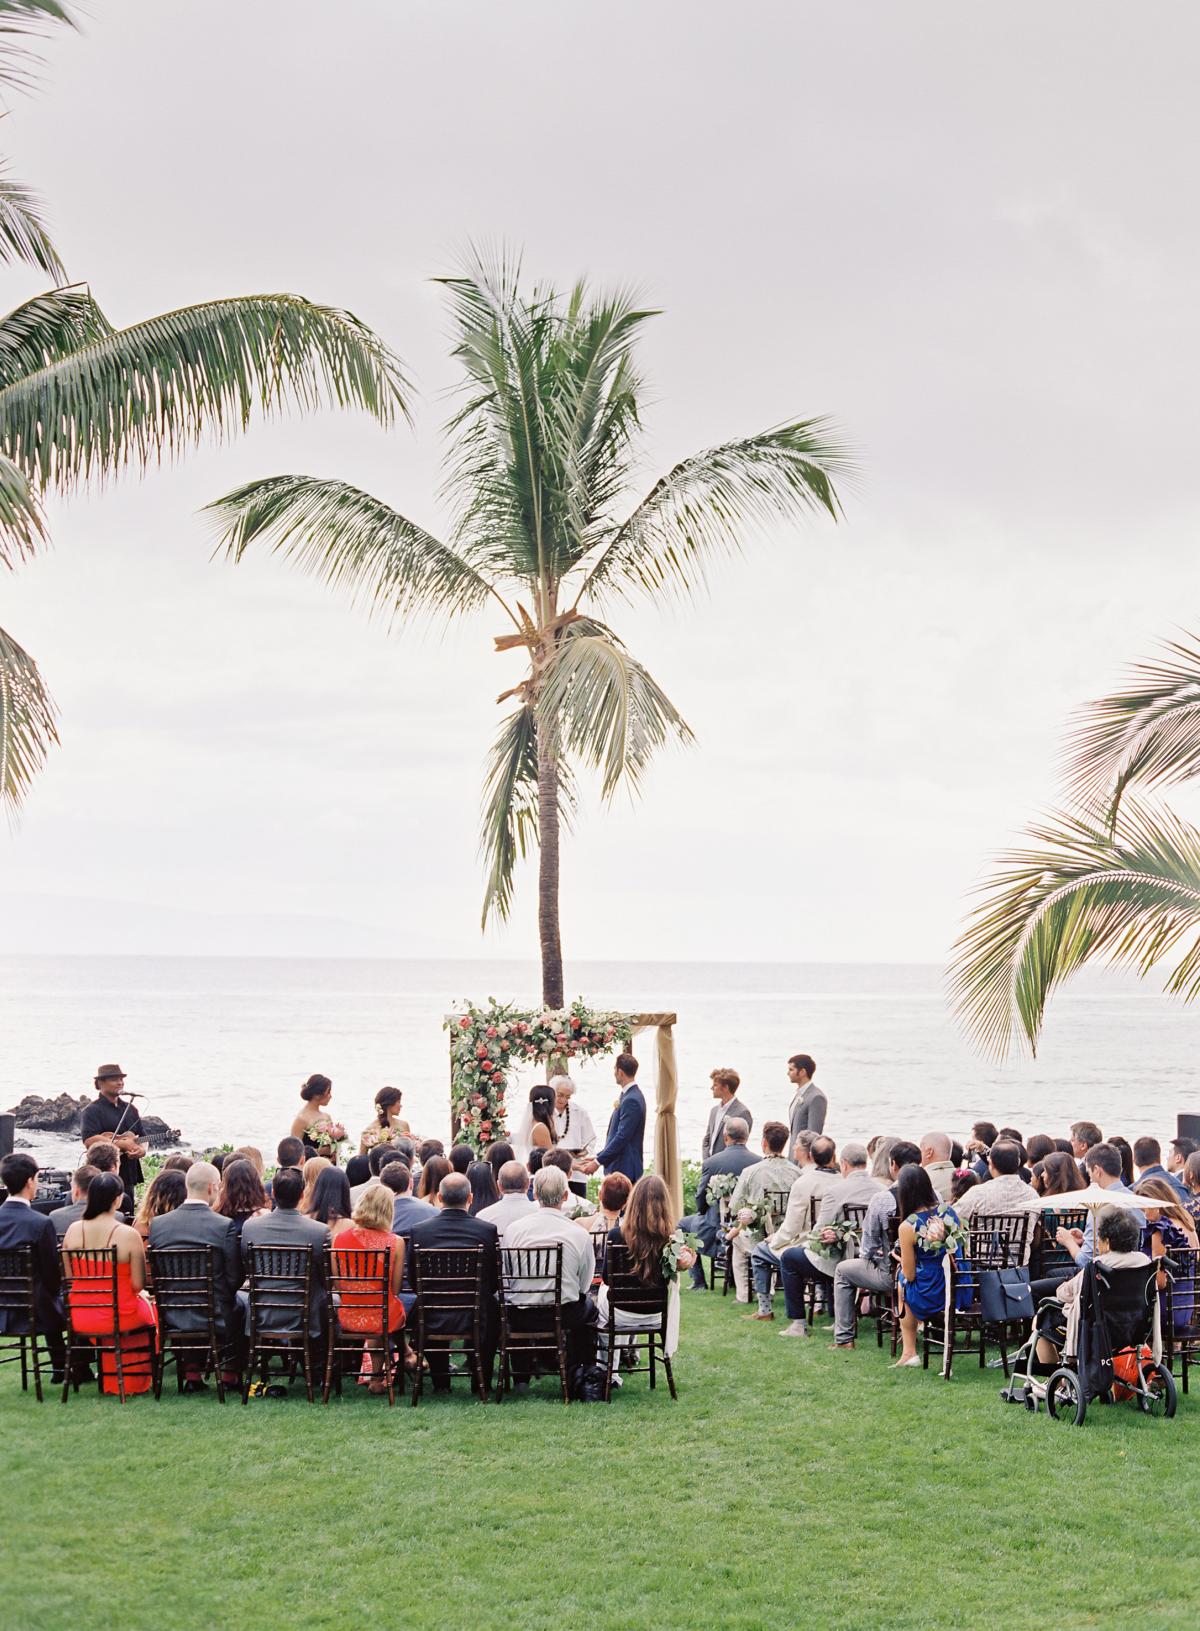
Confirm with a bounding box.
[7,1094,181,1148]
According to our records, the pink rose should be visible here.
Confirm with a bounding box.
[486,1026,497,1038]
[737,1207,755,1226]
[459,1016,471,1029]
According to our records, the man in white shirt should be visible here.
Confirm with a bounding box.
[477,1161,538,1240]
[920,1132,956,1202]
[503,1166,597,1377]
[551,1075,597,1195]
[748,1135,840,1320]
[954,1140,1041,1264]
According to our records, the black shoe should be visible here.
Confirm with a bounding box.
[181,1378,210,1395]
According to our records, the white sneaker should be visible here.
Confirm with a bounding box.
[778,1320,809,1338]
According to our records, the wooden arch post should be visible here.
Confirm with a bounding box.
[630,1012,681,1221]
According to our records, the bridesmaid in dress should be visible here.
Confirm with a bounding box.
[62,1172,158,1396]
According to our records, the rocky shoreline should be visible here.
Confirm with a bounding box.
[7,1093,183,1149]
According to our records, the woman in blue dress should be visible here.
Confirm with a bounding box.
[894,1164,968,1368]
[1134,1175,1198,1332]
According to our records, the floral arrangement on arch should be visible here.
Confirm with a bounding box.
[446,998,635,1153]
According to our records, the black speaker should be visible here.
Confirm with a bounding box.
[0,1113,13,1159]
[1178,1114,1200,1142]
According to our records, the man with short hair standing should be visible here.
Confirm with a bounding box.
[702,1068,754,1158]
[588,1055,646,1183]
[786,1054,826,1141]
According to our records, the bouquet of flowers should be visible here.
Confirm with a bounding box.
[911,1206,970,1256]
[307,1119,348,1154]
[563,1195,596,1221]
[726,1195,774,1244]
[805,1217,861,1259]
[360,1125,398,1152]
[662,1229,701,1283]
[705,1172,739,1209]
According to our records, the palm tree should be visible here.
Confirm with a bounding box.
[208,254,851,1005]
[950,634,1200,1057]
[0,4,410,814]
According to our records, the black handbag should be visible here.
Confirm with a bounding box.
[978,1265,1034,1323]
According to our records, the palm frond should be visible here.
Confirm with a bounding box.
[948,800,1200,1058]
[1064,634,1200,825]
[0,169,65,280]
[0,284,111,389]
[536,618,693,800]
[0,1,77,95]
[0,293,411,489]
[479,703,576,927]
[576,419,853,605]
[0,447,42,565]
[0,620,57,813]
[205,475,496,626]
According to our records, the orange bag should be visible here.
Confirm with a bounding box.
[1111,1345,1152,1401]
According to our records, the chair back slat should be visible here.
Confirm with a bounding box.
[499,1244,563,1304]
[605,1243,669,1319]
[967,1211,1032,1269]
[411,1246,488,1313]
[61,1247,121,1327]
[327,1245,391,1330]
[146,1247,217,1322]
[245,1245,314,1321]
[0,1246,37,1321]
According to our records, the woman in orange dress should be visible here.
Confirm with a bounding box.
[62,1172,158,1396]
[330,1183,405,1392]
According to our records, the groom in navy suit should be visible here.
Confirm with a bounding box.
[593,1054,646,1183]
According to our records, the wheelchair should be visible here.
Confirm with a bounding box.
[1000,1259,1177,1426]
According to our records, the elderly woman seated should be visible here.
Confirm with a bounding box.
[1033,1204,1150,1369]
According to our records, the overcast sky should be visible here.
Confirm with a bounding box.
[2,1,1198,966]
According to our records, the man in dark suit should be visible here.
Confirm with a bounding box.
[241,1167,330,1341]
[701,1067,754,1158]
[47,1164,100,1240]
[408,1172,499,1393]
[148,1160,242,1388]
[680,1118,760,1290]
[590,1054,647,1183]
[0,1153,71,1381]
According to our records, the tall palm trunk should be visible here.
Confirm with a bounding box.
[536,724,564,1007]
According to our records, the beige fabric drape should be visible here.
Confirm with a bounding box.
[633,1012,681,1221]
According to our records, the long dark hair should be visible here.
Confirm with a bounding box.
[620,1174,673,1282]
[485,1141,515,1180]
[309,1166,352,1225]
[134,1169,186,1230]
[83,1172,125,1220]
[1109,1135,1135,1186]
[1033,1151,1085,1197]
[418,1155,451,1201]
[896,1163,937,1222]
[217,1158,268,1219]
[529,1084,556,1142]
[467,1161,500,1215]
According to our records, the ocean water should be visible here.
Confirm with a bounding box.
[3,956,1199,1169]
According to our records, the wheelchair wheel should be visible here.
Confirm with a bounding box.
[1046,1367,1086,1425]
[1137,1361,1177,1418]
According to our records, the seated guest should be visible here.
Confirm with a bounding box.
[1110,1135,1135,1186]
[331,1181,407,1392]
[949,1170,979,1206]
[1182,1151,1200,1231]
[778,1142,881,1336]
[62,1172,158,1395]
[48,1165,100,1240]
[240,1166,330,1342]
[229,1147,264,1176]
[1031,1151,1085,1199]
[724,1122,801,1300]
[919,1132,956,1201]
[952,1139,1041,1233]
[1136,1176,1198,1333]
[1168,1135,1198,1193]
[148,1160,242,1389]
[418,1138,445,1166]
[868,1136,897,1180]
[1054,1143,1145,1270]
[449,1144,475,1175]
[540,1148,591,1216]
[133,1170,187,1241]
[998,1128,1033,1183]
[384,1160,435,1237]
[1026,1134,1055,1166]
[0,1154,72,1383]
[210,1152,229,1176]
[300,1156,331,1213]
[1070,1120,1103,1162]
[477,1161,536,1239]
[965,1120,999,1181]
[467,1160,501,1217]
[680,1116,760,1292]
[1028,1152,1088,1299]
[417,1156,451,1203]
[350,1142,409,1206]
[748,1135,840,1321]
[1034,1204,1150,1368]
[894,1164,966,1368]
[584,1173,633,1244]
[408,1174,499,1393]
[268,1139,306,1203]
[1134,1136,1190,1204]
[830,1140,921,1350]
[503,1166,598,1375]
[161,1154,194,1174]
[217,1158,271,1238]
[81,1141,130,1217]
[308,1167,354,1239]
[485,1142,515,1184]
[596,1174,694,1370]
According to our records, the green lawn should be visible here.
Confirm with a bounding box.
[3,1293,1197,1631]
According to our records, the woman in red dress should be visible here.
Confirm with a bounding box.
[329,1183,405,1392]
[62,1172,158,1396]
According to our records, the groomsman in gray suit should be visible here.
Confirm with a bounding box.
[701,1068,754,1159]
[787,1054,827,1139]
